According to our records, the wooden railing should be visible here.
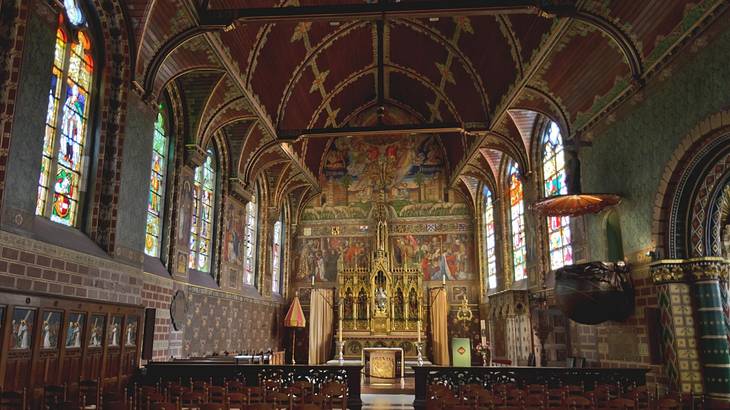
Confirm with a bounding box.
[412,366,650,410]
[142,362,363,409]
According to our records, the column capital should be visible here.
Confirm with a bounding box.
[650,257,730,284]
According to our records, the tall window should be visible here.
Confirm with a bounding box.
[542,121,573,270]
[36,9,94,227]
[244,187,259,286]
[508,161,527,281]
[483,186,497,290]
[189,148,217,273]
[271,214,282,294]
[145,107,169,257]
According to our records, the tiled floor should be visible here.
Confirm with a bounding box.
[361,394,414,409]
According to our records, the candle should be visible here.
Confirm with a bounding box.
[417,320,422,343]
[311,275,315,286]
[441,275,446,286]
[338,319,343,343]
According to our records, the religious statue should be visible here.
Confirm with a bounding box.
[357,289,368,320]
[394,289,404,320]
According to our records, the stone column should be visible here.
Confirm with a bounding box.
[650,260,703,394]
[687,258,730,402]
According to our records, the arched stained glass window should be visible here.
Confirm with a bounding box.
[542,121,573,270]
[483,186,497,290]
[272,215,282,294]
[189,149,217,273]
[244,187,259,286]
[508,161,527,281]
[36,11,94,227]
[145,108,169,257]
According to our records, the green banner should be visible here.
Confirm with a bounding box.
[451,337,471,367]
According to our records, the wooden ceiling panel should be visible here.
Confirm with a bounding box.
[389,21,448,89]
[389,70,452,124]
[153,35,222,99]
[218,21,263,78]
[304,138,329,176]
[248,22,309,121]
[532,24,629,125]
[223,119,256,171]
[278,23,374,129]
[506,14,554,64]
[600,0,706,65]
[135,0,196,80]
[440,133,466,175]
[459,16,518,112]
[176,71,226,144]
[311,72,376,129]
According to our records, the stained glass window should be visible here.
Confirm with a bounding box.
[189,149,217,273]
[272,217,282,294]
[508,161,527,281]
[145,108,169,257]
[244,187,259,286]
[483,186,497,290]
[542,121,573,270]
[36,14,94,227]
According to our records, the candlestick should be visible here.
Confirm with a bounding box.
[417,320,422,343]
[338,319,343,343]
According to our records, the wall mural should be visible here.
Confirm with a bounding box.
[297,135,475,283]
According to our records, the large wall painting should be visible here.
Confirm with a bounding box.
[391,233,474,281]
[295,236,371,282]
[296,134,475,284]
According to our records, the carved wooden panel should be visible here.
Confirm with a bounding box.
[0,290,143,397]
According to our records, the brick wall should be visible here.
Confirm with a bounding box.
[569,266,666,388]
[0,229,284,360]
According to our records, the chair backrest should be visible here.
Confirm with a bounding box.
[0,390,27,410]
[103,401,129,410]
[150,402,178,410]
[566,395,593,409]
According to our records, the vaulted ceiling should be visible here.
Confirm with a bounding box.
[123,0,730,210]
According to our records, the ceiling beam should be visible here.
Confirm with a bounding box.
[200,0,544,27]
[277,123,489,141]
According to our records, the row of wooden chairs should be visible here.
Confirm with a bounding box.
[131,378,348,410]
[1,379,104,410]
[425,383,704,410]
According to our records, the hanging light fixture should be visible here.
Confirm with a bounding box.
[532,145,621,216]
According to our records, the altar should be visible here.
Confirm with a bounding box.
[335,187,425,360]
[362,347,405,380]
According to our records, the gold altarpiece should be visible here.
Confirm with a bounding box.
[337,197,424,359]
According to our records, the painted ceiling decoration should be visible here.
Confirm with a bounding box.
[123,0,729,216]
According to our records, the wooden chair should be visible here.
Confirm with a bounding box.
[191,380,209,393]
[242,405,273,410]
[150,402,178,410]
[655,398,681,410]
[79,379,101,409]
[200,404,228,410]
[320,382,347,410]
[226,393,246,410]
[226,381,246,394]
[103,401,130,410]
[180,391,207,409]
[265,392,291,410]
[242,387,264,404]
[287,381,312,404]
[207,386,227,404]
[292,405,319,410]
[44,384,68,409]
[565,395,593,409]
[0,389,27,410]
[605,398,637,409]
[143,392,168,410]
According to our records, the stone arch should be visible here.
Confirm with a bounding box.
[652,110,730,258]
